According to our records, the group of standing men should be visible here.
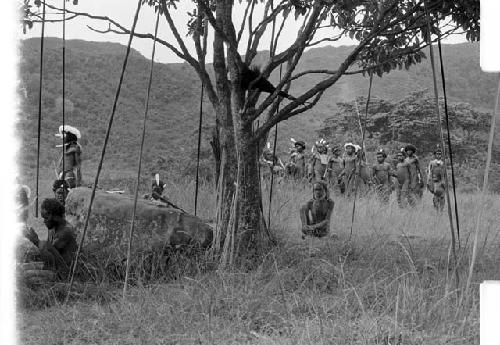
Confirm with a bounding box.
[262,138,447,211]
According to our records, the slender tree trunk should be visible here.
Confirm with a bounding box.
[210,0,237,252]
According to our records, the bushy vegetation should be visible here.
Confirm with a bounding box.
[18,179,500,345]
[318,90,500,192]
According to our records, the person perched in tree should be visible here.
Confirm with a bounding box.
[286,139,307,180]
[395,149,410,208]
[55,125,82,188]
[427,147,446,211]
[300,181,334,239]
[240,64,299,101]
[308,139,330,182]
[404,144,423,207]
[338,142,362,196]
[39,198,78,276]
[371,149,394,203]
[52,179,70,205]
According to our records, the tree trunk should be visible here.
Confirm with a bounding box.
[211,107,236,254]
[234,119,269,263]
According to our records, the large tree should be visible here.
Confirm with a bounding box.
[22,0,479,264]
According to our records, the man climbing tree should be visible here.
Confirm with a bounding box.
[23,0,479,265]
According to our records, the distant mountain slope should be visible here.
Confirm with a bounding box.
[17,38,498,185]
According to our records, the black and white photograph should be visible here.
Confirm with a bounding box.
[6,0,500,344]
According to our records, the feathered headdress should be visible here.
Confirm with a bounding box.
[55,125,81,139]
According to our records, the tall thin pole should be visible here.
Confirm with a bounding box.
[349,73,373,240]
[423,0,459,289]
[437,38,461,246]
[268,64,282,227]
[35,1,47,217]
[65,0,143,304]
[61,0,66,205]
[194,83,204,216]
[123,10,160,298]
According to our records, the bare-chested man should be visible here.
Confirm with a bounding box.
[52,179,70,205]
[56,125,82,188]
[371,149,394,203]
[39,198,78,276]
[339,143,361,196]
[260,143,284,179]
[326,146,344,193]
[308,140,330,182]
[287,140,307,179]
[395,150,410,208]
[404,144,423,207]
[427,148,446,211]
[300,181,334,238]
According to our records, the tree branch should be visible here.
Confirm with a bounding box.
[237,0,253,44]
[198,0,239,57]
[254,0,410,134]
[160,1,196,63]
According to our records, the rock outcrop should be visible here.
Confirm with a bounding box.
[65,188,213,258]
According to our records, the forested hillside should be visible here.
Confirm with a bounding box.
[17,38,498,189]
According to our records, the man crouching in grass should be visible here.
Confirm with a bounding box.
[39,198,78,278]
[300,181,334,239]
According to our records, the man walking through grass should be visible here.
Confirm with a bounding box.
[427,147,446,211]
[338,142,361,197]
[371,149,394,203]
[308,139,330,182]
[395,150,410,208]
[404,144,423,207]
[287,139,307,180]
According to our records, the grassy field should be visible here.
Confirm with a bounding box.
[17,180,500,345]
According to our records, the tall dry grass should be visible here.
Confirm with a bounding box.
[18,179,499,345]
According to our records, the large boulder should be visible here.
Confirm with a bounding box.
[65,188,213,257]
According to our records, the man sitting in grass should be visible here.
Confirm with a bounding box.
[300,181,334,238]
[38,198,78,276]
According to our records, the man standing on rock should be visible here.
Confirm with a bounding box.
[56,125,83,188]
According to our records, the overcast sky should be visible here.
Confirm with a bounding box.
[22,0,466,64]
